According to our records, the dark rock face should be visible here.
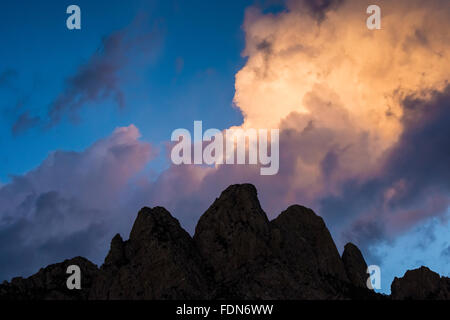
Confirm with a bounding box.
[194,184,281,299]
[0,257,98,300]
[89,207,212,299]
[270,205,350,299]
[391,266,450,300]
[272,205,348,280]
[194,184,271,281]
[0,183,446,300]
[342,242,369,288]
[193,185,365,299]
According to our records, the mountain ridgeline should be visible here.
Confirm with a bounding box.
[1,184,449,300]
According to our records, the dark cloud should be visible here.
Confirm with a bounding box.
[11,111,40,136]
[315,86,450,250]
[342,218,386,248]
[287,0,345,21]
[321,150,339,179]
[2,86,449,281]
[2,0,449,285]
[134,86,450,258]
[47,32,127,126]
[0,125,153,281]
[0,192,107,281]
[12,21,161,134]
[386,88,450,198]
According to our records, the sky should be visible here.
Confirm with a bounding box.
[0,0,449,294]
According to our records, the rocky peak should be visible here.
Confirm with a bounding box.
[342,242,368,288]
[129,206,185,243]
[195,184,268,230]
[103,234,126,268]
[90,206,212,300]
[194,184,272,283]
[271,205,348,281]
[193,185,355,299]
[4,183,443,300]
[0,257,98,300]
[391,266,450,300]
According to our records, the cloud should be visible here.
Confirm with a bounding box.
[0,125,154,281]
[287,0,345,21]
[117,85,450,283]
[136,0,450,253]
[113,1,450,260]
[1,0,450,287]
[441,245,450,261]
[46,32,128,126]
[0,192,107,280]
[227,0,450,240]
[235,0,449,152]
[327,86,450,247]
[11,111,40,136]
[12,20,161,134]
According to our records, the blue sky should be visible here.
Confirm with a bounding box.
[0,0,252,182]
[0,0,449,295]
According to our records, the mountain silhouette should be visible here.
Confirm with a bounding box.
[1,184,448,300]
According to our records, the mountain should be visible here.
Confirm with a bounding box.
[0,184,447,300]
[391,266,450,299]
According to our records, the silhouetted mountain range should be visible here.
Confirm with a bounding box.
[1,184,449,300]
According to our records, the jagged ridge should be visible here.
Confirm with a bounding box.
[1,184,448,300]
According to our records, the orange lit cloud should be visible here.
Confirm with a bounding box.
[235,0,450,154]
